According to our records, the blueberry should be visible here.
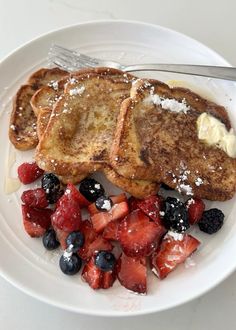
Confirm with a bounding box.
[198,208,224,234]
[163,197,189,233]
[66,231,84,252]
[79,178,105,202]
[95,195,113,212]
[59,253,82,275]
[42,229,60,250]
[41,173,61,204]
[95,251,116,272]
[161,183,174,190]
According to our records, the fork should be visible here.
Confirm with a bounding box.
[49,44,236,81]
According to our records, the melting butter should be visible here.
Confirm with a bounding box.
[197,113,236,158]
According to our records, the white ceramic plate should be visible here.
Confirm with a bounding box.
[0,20,236,316]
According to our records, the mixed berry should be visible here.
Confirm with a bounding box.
[18,161,226,294]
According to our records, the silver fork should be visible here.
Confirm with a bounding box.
[49,44,236,81]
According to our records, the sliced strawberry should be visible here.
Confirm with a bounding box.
[136,195,163,225]
[21,188,48,208]
[102,270,116,289]
[18,162,44,184]
[80,235,113,261]
[117,253,147,294]
[82,257,102,289]
[82,256,116,290]
[78,220,98,260]
[75,190,90,208]
[151,233,200,279]
[22,204,52,237]
[91,201,129,233]
[51,184,81,232]
[102,219,120,241]
[88,193,127,215]
[54,227,68,250]
[118,209,166,257]
[186,198,205,225]
[128,196,140,212]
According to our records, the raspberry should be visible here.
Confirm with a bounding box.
[21,188,48,208]
[18,162,44,184]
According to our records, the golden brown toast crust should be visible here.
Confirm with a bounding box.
[35,69,159,198]
[9,84,38,150]
[9,68,68,150]
[110,79,236,201]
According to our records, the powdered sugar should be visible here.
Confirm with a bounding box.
[144,92,190,114]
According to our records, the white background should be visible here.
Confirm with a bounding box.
[1,0,236,329]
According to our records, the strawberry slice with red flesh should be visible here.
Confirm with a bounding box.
[117,253,147,294]
[21,188,48,208]
[118,209,166,258]
[91,201,129,233]
[151,233,200,279]
[78,220,98,260]
[88,193,127,215]
[80,235,113,261]
[136,195,163,225]
[54,227,68,250]
[82,257,102,289]
[18,162,44,184]
[52,183,81,232]
[22,204,52,237]
[186,198,205,225]
[128,196,140,212]
[76,190,90,208]
[82,256,116,290]
[102,219,120,241]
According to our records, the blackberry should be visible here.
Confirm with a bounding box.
[79,178,105,202]
[163,197,189,233]
[95,195,113,212]
[41,173,61,204]
[198,208,224,234]
[95,251,116,272]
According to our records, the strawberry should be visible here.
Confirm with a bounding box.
[78,220,98,260]
[51,184,81,232]
[151,233,200,279]
[80,235,113,261]
[18,162,44,184]
[117,253,147,294]
[76,190,90,208]
[21,188,48,208]
[128,196,140,212]
[186,198,205,225]
[54,227,68,250]
[118,209,166,257]
[102,219,120,241]
[82,256,116,289]
[91,201,129,233]
[88,193,127,215]
[136,195,163,225]
[21,204,52,237]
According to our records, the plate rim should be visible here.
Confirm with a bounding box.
[0,19,234,316]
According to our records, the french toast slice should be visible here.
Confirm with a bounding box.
[9,68,68,150]
[110,79,236,201]
[35,69,159,198]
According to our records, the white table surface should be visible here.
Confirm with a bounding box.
[1,0,236,329]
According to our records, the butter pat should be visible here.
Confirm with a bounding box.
[197,113,236,158]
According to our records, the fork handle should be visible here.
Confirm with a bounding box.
[124,64,236,81]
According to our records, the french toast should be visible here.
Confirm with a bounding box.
[110,79,236,201]
[9,68,68,150]
[35,68,159,198]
